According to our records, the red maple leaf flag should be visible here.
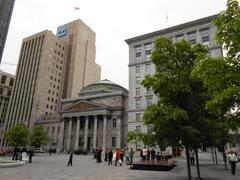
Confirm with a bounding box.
[75,7,80,10]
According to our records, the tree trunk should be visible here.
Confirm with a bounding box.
[214,147,218,165]
[194,149,202,179]
[186,147,192,180]
[221,144,228,170]
[211,147,215,164]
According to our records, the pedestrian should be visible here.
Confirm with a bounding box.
[115,148,120,166]
[228,151,238,175]
[150,148,156,160]
[67,152,73,166]
[12,147,18,161]
[190,150,195,165]
[120,149,124,163]
[142,147,147,160]
[28,149,34,163]
[108,149,113,165]
[125,148,130,165]
[129,148,134,163]
[97,148,102,163]
[104,148,108,162]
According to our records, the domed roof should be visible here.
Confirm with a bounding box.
[79,79,127,96]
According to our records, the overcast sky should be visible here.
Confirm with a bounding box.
[0,0,227,89]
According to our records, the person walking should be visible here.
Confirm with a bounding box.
[142,147,147,160]
[28,149,34,163]
[108,149,113,165]
[228,151,238,175]
[97,148,102,163]
[67,152,73,166]
[129,148,134,164]
[190,150,195,165]
[115,149,120,166]
[104,148,108,162]
[150,148,156,160]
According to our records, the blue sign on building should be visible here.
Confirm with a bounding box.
[57,25,67,37]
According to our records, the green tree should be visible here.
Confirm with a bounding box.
[192,0,240,169]
[4,124,28,147]
[29,125,49,148]
[126,37,210,180]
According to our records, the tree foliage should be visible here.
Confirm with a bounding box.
[193,0,240,127]
[29,125,49,147]
[4,124,28,147]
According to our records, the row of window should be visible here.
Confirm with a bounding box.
[0,88,11,96]
[0,75,14,86]
[135,63,151,74]
[135,87,152,96]
[135,97,152,109]
[134,28,211,63]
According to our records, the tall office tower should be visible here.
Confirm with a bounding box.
[2,19,101,143]
[0,70,14,145]
[125,14,223,150]
[0,0,15,62]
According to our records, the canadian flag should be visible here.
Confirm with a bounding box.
[75,7,80,10]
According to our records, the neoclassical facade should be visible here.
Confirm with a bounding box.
[39,80,128,151]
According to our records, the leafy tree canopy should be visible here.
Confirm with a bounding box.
[4,124,28,147]
[29,125,49,148]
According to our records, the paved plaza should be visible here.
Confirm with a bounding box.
[0,152,239,180]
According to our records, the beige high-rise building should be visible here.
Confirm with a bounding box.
[125,14,223,151]
[0,70,14,144]
[2,19,100,145]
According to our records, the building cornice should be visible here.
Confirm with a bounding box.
[125,14,219,45]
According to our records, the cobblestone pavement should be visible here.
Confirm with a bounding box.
[0,152,239,180]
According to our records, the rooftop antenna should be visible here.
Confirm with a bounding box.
[166,11,169,28]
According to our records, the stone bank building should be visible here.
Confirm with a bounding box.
[39,80,128,151]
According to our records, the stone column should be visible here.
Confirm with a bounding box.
[58,118,65,149]
[116,116,122,148]
[84,116,89,149]
[92,116,98,149]
[67,118,72,151]
[74,117,80,150]
[102,115,107,150]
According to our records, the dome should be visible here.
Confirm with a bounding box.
[79,79,127,96]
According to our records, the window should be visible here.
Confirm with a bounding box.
[0,88,3,95]
[9,78,14,86]
[46,127,49,134]
[136,126,141,132]
[146,64,151,73]
[112,137,116,147]
[136,87,141,96]
[145,43,152,54]
[80,121,84,129]
[136,56,141,63]
[135,46,141,62]
[187,32,196,44]
[175,34,184,41]
[1,75,6,84]
[113,119,116,128]
[135,66,140,73]
[146,87,152,95]
[136,113,141,122]
[136,98,141,109]
[146,54,151,61]
[146,97,152,106]
[88,121,91,129]
[7,90,11,97]
[52,127,55,135]
[136,76,141,84]
[57,126,60,133]
[200,29,210,46]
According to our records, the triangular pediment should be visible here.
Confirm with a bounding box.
[63,100,105,112]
